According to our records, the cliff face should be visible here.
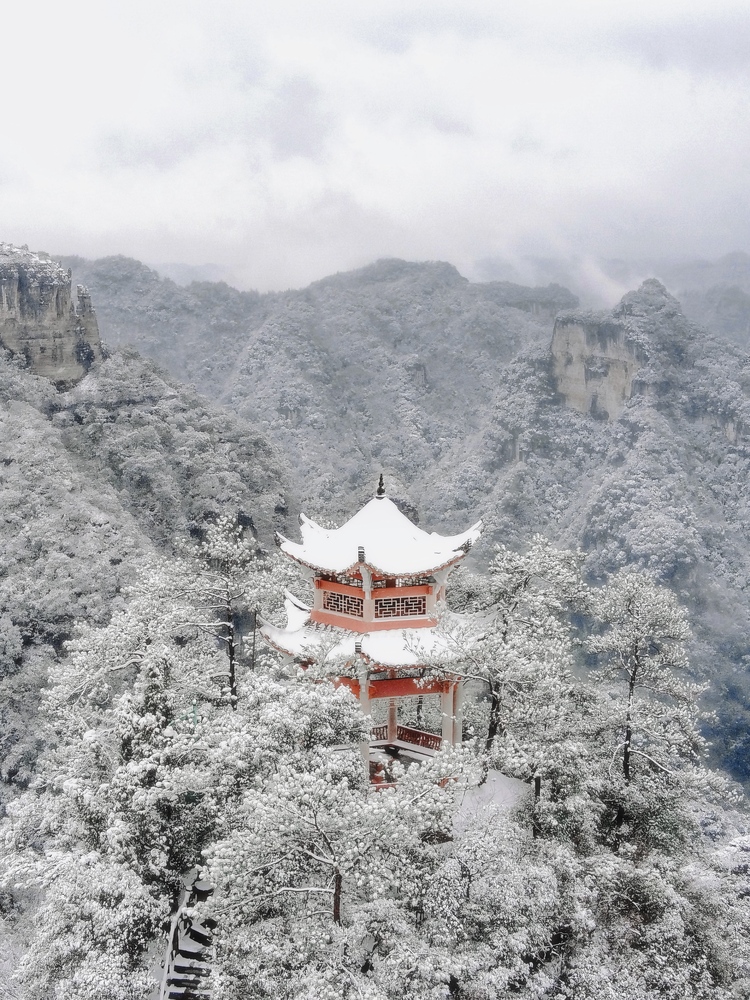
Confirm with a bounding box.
[549,280,749,449]
[0,244,102,388]
[550,315,644,420]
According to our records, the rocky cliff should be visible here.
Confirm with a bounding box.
[549,280,709,421]
[550,314,644,420]
[0,244,102,388]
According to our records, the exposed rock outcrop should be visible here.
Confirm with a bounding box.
[550,280,690,420]
[550,279,749,445]
[550,314,645,420]
[0,243,102,388]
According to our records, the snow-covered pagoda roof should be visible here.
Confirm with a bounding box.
[261,594,458,669]
[276,493,481,577]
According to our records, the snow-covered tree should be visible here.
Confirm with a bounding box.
[588,568,729,852]
[11,852,166,1000]
[203,745,474,999]
[177,515,268,707]
[443,536,584,781]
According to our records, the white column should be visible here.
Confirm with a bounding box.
[358,664,371,769]
[441,685,453,745]
[432,568,450,605]
[360,565,375,622]
[452,680,464,746]
[387,699,398,742]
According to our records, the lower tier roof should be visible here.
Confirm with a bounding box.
[260,592,460,669]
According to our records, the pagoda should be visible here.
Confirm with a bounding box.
[261,476,481,779]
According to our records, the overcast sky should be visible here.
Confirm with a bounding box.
[3,1,750,294]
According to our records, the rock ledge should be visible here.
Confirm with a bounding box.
[0,243,102,388]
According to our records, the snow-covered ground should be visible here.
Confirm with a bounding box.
[453,769,529,835]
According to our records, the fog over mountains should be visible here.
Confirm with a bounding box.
[477,252,750,348]
[51,250,750,781]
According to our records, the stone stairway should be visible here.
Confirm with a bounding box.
[159,877,215,1000]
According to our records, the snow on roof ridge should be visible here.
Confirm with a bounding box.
[278,495,481,577]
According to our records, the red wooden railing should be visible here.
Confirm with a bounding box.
[397,725,442,750]
[370,724,442,751]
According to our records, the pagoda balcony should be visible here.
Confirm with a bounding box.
[310,609,437,632]
[312,578,436,631]
[314,579,431,600]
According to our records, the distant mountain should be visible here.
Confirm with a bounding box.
[478,251,750,349]
[61,254,577,519]
[151,261,239,286]
[598,252,750,349]
[58,253,268,392]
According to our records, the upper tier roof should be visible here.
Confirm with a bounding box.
[277,495,481,577]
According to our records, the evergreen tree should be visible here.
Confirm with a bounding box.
[588,568,728,852]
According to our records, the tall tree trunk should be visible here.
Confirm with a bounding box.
[480,685,503,786]
[249,608,258,671]
[616,650,638,830]
[480,610,512,785]
[623,652,638,784]
[333,870,342,925]
[484,686,502,756]
[226,587,237,710]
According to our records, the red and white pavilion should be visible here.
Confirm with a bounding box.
[261,476,481,777]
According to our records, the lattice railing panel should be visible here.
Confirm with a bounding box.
[322,589,364,618]
[374,595,427,619]
[397,725,442,750]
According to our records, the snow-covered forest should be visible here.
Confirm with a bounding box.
[64,254,750,780]
[1,250,750,997]
[3,511,750,998]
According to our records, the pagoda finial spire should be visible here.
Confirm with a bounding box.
[376,473,386,498]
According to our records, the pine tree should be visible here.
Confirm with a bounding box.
[588,568,725,851]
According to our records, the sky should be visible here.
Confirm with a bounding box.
[3,1,750,295]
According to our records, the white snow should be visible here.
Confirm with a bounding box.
[261,617,451,667]
[282,590,311,631]
[453,769,529,834]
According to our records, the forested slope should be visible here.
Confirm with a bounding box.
[441,282,750,776]
[0,349,292,790]
[63,255,576,515]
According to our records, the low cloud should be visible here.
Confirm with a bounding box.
[2,2,749,295]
